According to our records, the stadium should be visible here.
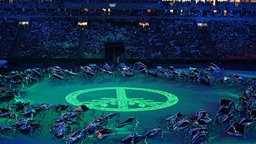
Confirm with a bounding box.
[0,0,256,144]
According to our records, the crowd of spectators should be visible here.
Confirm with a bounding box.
[1,8,255,18]
[147,19,256,60]
[0,20,18,58]
[1,0,256,18]
[2,0,255,5]
[80,20,146,59]
[208,20,256,59]
[78,0,161,3]
[13,19,79,58]
[0,18,255,60]
[147,19,209,59]
[0,0,164,4]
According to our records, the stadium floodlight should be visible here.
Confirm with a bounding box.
[139,22,149,28]
[78,22,88,26]
[19,21,29,25]
[84,8,89,12]
[78,21,88,30]
[197,23,207,27]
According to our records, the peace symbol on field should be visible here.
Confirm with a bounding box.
[65,87,179,112]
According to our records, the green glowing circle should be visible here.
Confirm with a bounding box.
[65,87,179,112]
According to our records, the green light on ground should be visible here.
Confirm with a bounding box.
[116,88,129,110]
[214,91,240,99]
[65,87,179,112]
